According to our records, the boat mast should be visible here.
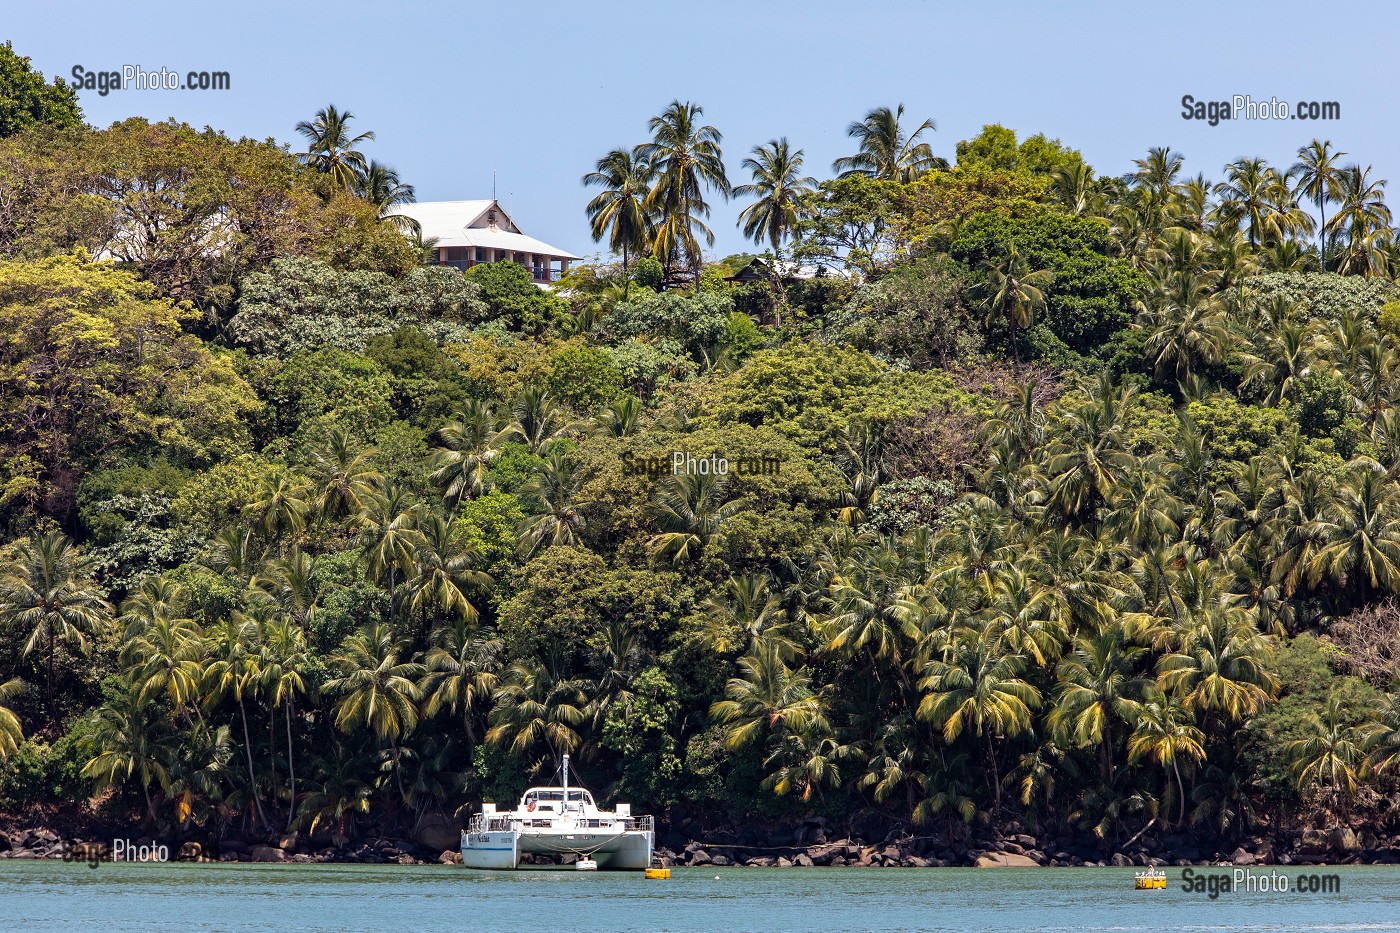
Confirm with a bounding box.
[562,753,570,803]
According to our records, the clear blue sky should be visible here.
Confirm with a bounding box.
[4,0,1395,259]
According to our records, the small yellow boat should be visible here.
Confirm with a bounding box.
[1134,869,1167,890]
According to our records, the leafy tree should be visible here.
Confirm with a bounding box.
[465,261,570,335]
[0,42,82,138]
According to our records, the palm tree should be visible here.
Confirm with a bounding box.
[593,396,642,437]
[406,514,490,623]
[120,602,204,714]
[917,624,1040,811]
[1141,270,1232,387]
[1049,623,1148,783]
[429,400,510,510]
[0,679,25,759]
[82,688,173,825]
[1213,157,1275,248]
[979,244,1053,361]
[248,468,311,542]
[486,659,588,775]
[1128,694,1205,827]
[583,146,653,275]
[510,386,573,455]
[1128,146,1185,203]
[646,470,748,563]
[258,615,309,831]
[1363,693,1400,776]
[1157,612,1277,723]
[203,612,269,829]
[711,639,827,749]
[1287,698,1366,819]
[1308,460,1400,598]
[0,532,112,727]
[308,428,382,522]
[641,100,730,285]
[355,160,417,233]
[735,138,816,251]
[422,616,502,756]
[356,485,424,610]
[294,104,374,190]
[325,622,425,744]
[516,448,589,558]
[1328,165,1393,276]
[833,105,943,182]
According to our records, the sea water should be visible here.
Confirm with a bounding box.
[0,860,1396,932]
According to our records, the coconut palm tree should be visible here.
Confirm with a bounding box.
[1128,146,1185,203]
[486,659,589,775]
[248,468,312,542]
[1213,157,1276,248]
[422,616,502,756]
[711,638,828,749]
[308,428,382,522]
[1287,697,1366,819]
[429,400,511,510]
[516,448,589,558]
[510,386,573,455]
[406,514,490,623]
[1049,621,1148,781]
[641,100,730,285]
[325,622,425,744]
[203,612,269,829]
[1328,165,1393,276]
[0,532,112,727]
[1307,459,1400,598]
[833,105,944,182]
[258,615,309,831]
[81,688,174,825]
[646,470,748,563]
[1363,693,1400,776]
[1128,694,1205,827]
[1291,140,1346,263]
[0,679,25,760]
[294,104,374,190]
[979,243,1053,361]
[735,138,816,251]
[355,160,417,233]
[917,624,1040,811]
[582,146,654,275]
[1157,612,1277,723]
[356,484,424,610]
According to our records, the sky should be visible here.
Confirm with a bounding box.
[3,0,1396,260]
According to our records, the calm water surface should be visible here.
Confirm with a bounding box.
[0,861,1396,932]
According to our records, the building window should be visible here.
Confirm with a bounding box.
[475,247,487,264]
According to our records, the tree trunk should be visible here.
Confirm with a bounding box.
[47,628,55,728]
[238,695,268,829]
[985,731,1001,813]
[285,697,297,833]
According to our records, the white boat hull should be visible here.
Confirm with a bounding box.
[461,829,653,871]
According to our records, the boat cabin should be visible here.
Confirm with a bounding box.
[520,787,596,813]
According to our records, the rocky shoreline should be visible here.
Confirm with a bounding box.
[4,815,1399,869]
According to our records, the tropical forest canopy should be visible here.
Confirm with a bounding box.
[1,42,1399,849]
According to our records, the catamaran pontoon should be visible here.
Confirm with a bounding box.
[459,754,654,870]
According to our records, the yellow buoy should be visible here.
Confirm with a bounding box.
[645,867,671,880]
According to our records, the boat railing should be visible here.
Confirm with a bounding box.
[467,813,653,833]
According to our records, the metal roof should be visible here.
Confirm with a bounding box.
[388,200,581,260]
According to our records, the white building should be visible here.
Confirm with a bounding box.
[389,199,580,284]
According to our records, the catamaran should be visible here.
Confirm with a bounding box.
[459,754,654,870]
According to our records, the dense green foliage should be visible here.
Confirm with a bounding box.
[1,72,1399,852]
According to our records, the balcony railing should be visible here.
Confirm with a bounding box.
[436,259,560,283]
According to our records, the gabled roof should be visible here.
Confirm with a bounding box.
[387,200,580,260]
